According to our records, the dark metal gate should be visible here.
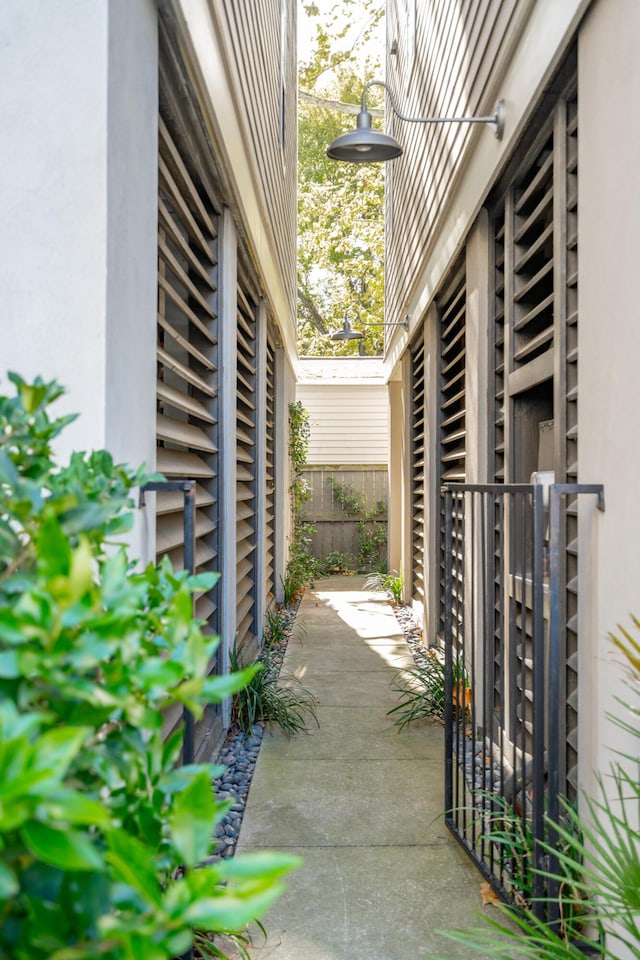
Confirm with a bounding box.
[442,482,604,921]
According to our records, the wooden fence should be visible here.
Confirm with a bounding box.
[301,465,388,567]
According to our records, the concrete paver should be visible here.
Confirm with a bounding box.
[236,576,487,959]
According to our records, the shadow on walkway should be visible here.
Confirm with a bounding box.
[237,575,488,960]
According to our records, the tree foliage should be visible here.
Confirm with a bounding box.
[297,1,386,356]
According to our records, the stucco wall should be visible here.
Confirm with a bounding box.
[578,0,640,789]
[0,0,158,561]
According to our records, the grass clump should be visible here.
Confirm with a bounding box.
[230,640,318,737]
[387,648,469,728]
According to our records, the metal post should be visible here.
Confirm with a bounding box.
[531,483,546,912]
[139,477,197,960]
[182,482,196,766]
[443,487,454,822]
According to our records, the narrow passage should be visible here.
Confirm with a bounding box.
[237,575,485,960]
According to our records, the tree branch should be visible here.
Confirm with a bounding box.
[299,89,383,119]
[297,288,328,333]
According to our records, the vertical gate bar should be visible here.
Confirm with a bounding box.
[182,482,196,768]
[532,483,546,909]
[455,491,464,835]
[444,488,454,822]
[469,491,477,850]
[507,491,518,894]
[479,492,489,866]
[458,492,466,837]
[519,492,528,897]
[547,484,563,924]
[496,492,503,775]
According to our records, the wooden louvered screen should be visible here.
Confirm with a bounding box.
[409,333,426,607]
[493,213,506,484]
[156,115,219,620]
[438,265,466,646]
[236,284,258,655]
[560,92,579,798]
[488,72,579,796]
[264,335,277,601]
[491,209,507,718]
[511,128,555,383]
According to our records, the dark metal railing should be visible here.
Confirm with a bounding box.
[442,482,604,922]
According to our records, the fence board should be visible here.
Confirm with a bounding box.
[301,466,388,565]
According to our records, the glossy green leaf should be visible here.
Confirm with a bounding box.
[105,829,163,906]
[0,650,19,678]
[182,884,287,931]
[218,851,302,882]
[41,790,110,826]
[35,726,90,776]
[0,449,20,487]
[201,666,258,702]
[21,821,103,871]
[169,769,215,868]
[0,518,21,560]
[0,860,19,899]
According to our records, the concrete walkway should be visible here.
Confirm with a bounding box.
[237,576,486,959]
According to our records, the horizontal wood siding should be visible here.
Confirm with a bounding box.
[218,0,297,318]
[386,0,520,324]
[296,384,389,465]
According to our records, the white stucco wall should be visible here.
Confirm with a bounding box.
[578,0,640,789]
[0,0,158,560]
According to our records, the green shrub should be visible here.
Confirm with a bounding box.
[0,373,299,960]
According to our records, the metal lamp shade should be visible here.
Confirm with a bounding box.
[326,110,403,163]
[330,318,364,341]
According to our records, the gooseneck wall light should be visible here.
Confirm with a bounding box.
[327,80,504,162]
[329,307,409,341]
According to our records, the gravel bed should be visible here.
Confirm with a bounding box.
[211,604,297,859]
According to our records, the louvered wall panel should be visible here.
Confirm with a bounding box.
[438,264,466,647]
[264,335,276,600]
[236,284,258,654]
[487,66,579,794]
[511,126,555,378]
[156,29,223,754]
[157,116,219,619]
[385,0,522,326]
[218,0,297,316]
[492,209,506,715]
[410,332,426,606]
[562,93,579,798]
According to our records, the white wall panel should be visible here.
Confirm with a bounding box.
[296,384,389,465]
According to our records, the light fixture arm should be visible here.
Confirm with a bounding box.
[361,80,504,139]
[361,316,409,332]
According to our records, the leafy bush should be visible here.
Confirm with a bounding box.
[314,550,354,578]
[0,374,299,960]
